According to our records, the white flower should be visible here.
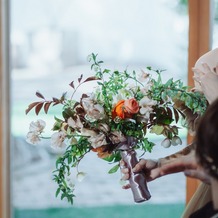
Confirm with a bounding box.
[77,172,87,182]
[50,131,66,149]
[112,94,123,106]
[82,97,105,121]
[139,96,157,119]
[88,132,107,148]
[161,138,171,148]
[140,106,153,119]
[87,104,105,120]
[140,82,153,95]
[68,116,83,129]
[112,89,134,107]
[109,131,126,144]
[26,131,41,145]
[29,119,46,133]
[138,70,149,82]
[139,96,157,108]
[81,128,98,137]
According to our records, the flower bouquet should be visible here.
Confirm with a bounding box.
[26,54,207,204]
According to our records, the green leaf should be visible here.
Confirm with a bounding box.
[103,154,114,162]
[108,164,119,174]
[68,155,72,164]
[150,125,164,135]
[55,188,61,197]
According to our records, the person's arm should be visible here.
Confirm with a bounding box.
[159,148,211,184]
[158,143,195,168]
[121,143,195,189]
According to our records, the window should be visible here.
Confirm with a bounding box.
[0,0,213,218]
[11,2,188,217]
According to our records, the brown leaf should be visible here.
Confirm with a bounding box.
[81,94,89,101]
[25,102,40,114]
[73,102,80,109]
[166,107,172,119]
[53,102,61,106]
[177,109,186,119]
[83,76,100,83]
[36,91,45,99]
[69,81,74,89]
[78,74,83,83]
[60,92,67,102]
[44,102,51,114]
[173,108,179,123]
[35,102,44,115]
[52,97,59,102]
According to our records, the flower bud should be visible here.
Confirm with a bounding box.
[87,54,93,62]
[171,136,182,146]
[77,172,87,182]
[161,138,171,148]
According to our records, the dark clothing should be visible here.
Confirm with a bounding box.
[190,201,218,218]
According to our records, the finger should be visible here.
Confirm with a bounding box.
[120,160,126,167]
[147,168,161,182]
[122,184,131,190]
[132,159,147,172]
[120,168,129,174]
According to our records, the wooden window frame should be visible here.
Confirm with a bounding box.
[187,0,212,204]
[0,0,11,218]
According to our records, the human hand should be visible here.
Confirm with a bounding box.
[193,63,218,104]
[120,158,161,189]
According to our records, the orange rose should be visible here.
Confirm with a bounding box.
[124,98,139,114]
[112,100,126,119]
[112,98,139,119]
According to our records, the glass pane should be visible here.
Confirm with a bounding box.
[11,0,189,217]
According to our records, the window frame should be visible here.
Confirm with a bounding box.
[187,0,212,204]
[0,0,11,217]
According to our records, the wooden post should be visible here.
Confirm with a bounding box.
[0,1,3,216]
[187,0,212,204]
[0,0,11,217]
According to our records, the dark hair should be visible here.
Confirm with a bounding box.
[195,98,218,180]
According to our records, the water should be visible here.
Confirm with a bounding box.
[12,137,186,209]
